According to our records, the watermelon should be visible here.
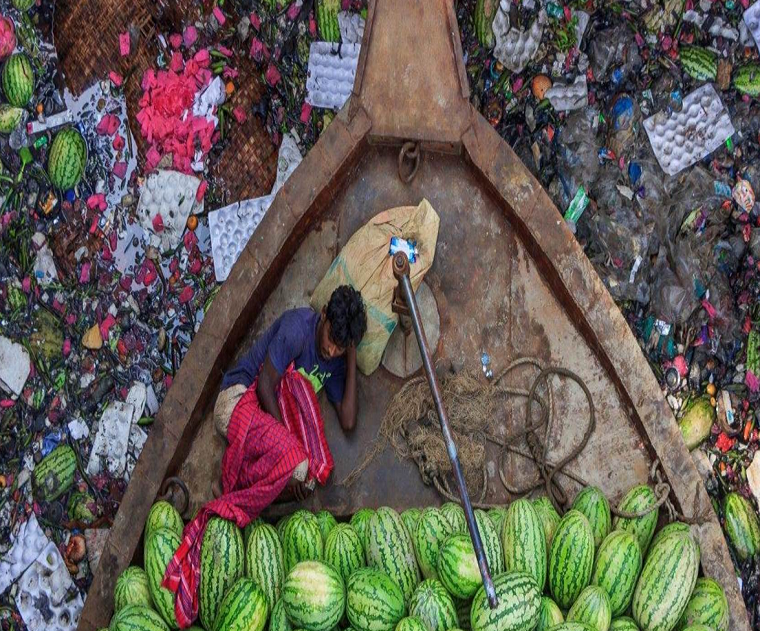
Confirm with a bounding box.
[502,498,547,590]
[282,561,345,631]
[631,531,700,631]
[346,567,405,631]
[537,596,564,631]
[408,579,458,631]
[723,492,760,561]
[679,46,718,81]
[68,491,97,524]
[474,0,499,48]
[12,0,36,11]
[437,534,480,599]
[452,596,472,631]
[212,577,268,631]
[113,566,153,613]
[474,509,503,575]
[367,507,421,605]
[145,528,181,628]
[244,517,265,544]
[316,0,340,42]
[2,53,33,107]
[609,618,639,631]
[402,508,422,536]
[679,627,712,631]
[567,586,612,631]
[282,510,324,572]
[277,515,292,542]
[613,486,659,555]
[414,507,453,579]
[32,444,76,501]
[572,487,611,550]
[47,127,87,191]
[0,103,23,133]
[547,625,596,631]
[395,617,427,631]
[324,523,365,583]
[533,497,562,551]
[734,63,760,96]
[676,578,728,631]
[315,510,338,542]
[145,501,184,546]
[440,503,467,533]
[351,508,375,558]
[470,571,541,631]
[270,599,293,631]
[245,523,285,610]
[486,507,507,534]
[649,523,694,556]
[591,530,642,617]
[199,517,245,630]
[549,510,594,610]
[110,605,170,631]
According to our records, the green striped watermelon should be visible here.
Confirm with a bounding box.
[649,523,694,556]
[679,626,712,631]
[212,577,268,631]
[32,444,76,501]
[502,499,547,590]
[613,486,659,555]
[547,625,596,631]
[591,530,642,617]
[470,571,541,631]
[414,507,453,580]
[367,507,421,605]
[277,514,292,542]
[734,63,760,96]
[113,566,153,613]
[345,567,405,631]
[486,507,507,534]
[549,510,594,610]
[395,617,427,631]
[723,492,760,561]
[567,586,612,631]
[109,605,170,631]
[145,501,184,546]
[315,510,338,541]
[199,517,244,630]
[679,46,717,81]
[437,534,480,599]
[474,509,504,575]
[2,53,33,107]
[270,599,293,631]
[536,596,564,631]
[609,617,640,631]
[282,510,324,572]
[409,579,458,631]
[452,596,472,631]
[245,522,285,610]
[0,104,23,133]
[675,578,728,631]
[47,127,87,191]
[244,517,265,544]
[282,561,345,631]
[631,531,699,631]
[440,503,467,533]
[402,508,422,536]
[351,508,375,559]
[572,487,611,550]
[533,497,562,552]
[144,528,180,628]
[324,523,365,583]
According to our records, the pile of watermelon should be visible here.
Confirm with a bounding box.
[107,483,759,631]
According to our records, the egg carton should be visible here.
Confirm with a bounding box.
[16,542,82,631]
[643,84,735,176]
[546,75,588,111]
[0,336,31,397]
[0,515,49,595]
[338,11,365,45]
[86,401,136,477]
[306,42,361,110]
[492,0,510,44]
[271,132,303,197]
[744,2,760,51]
[494,9,547,73]
[709,16,739,40]
[136,170,204,251]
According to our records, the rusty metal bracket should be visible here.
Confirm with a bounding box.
[158,476,190,516]
[397,141,421,183]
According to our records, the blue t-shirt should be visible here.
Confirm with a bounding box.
[221,308,346,403]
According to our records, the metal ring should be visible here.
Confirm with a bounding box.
[398,141,421,183]
[158,476,190,516]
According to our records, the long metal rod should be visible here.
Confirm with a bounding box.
[392,252,498,608]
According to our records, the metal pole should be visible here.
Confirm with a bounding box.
[392,252,498,608]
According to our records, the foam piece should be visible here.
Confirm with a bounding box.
[744,2,760,50]
[575,10,590,44]
[86,402,135,477]
[492,0,511,47]
[125,382,147,423]
[0,336,31,397]
[494,9,547,72]
[0,515,49,595]
[272,132,303,197]
[136,170,203,251]
[209,194,274,282]
[15,542,82,631]
[546,75,588,111]
[306,42,360,110]
[643,84,735,176]
[338,12,365,44]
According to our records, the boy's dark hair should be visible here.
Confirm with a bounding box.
[326,285,367,348]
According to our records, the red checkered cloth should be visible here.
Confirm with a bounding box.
[162,366,333,628]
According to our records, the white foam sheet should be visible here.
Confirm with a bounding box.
[0,515,49,595]
[546,75,588,111]
[643,84,735,176]
[86,402,135,477]
[306,42,360,110]
[494,8,547,73]
[0,336,31,397]
[745,1,760,51]
[338,12,365,44]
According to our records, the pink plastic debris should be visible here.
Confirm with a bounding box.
[232,107,247,124]
[119,31,131,56]
[86,193,107,212]
[22,276,30,292]
[183,231,198,250]
[0,17,16,61]
[673,354,688,377]
[96,114,120,136]
[250,38,268,62]
[189,258,202,275]
[196,180,208,201]
[265,63,281,86]
[746,370,759,393]
[79,261,91,284]
[170,51,185,73]
[183,25,198,47]
[169,33,182,49]
[62,339,72,357]
[212,5,226,25]
[218,45,233,57]
[300,102,312,123]
[113,161,128,179]
[309,16,317,36]
[0,399,15,409]
[223,66,239,80]
[194,49,211,67]
[288,1,301,20]
[152,214,165,233]
[99,314,116,340]
[113,134,125,151]
[249,12,261,30]
[146,146,162,170]
[109,71,124,88]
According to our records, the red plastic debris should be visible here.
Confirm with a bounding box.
[265,63,281,86]
[183,25,198,47]
[113,134,125,151]
[113,161,128,179]
[715,431,736,453]
[119,31,130,56]
[86,194,107,212]
[152,214,165,233]
[746,370,759,393]
[212,5,226,25]
[249,12,261,30]
[300,102,312,123]
[109,71,124,87]
[232,107,247,124]
[196,180,208,201]
[96,113,120,136]
[99,313,116,340]
[169,33,182,49]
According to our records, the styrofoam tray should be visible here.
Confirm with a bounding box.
[306,42,360,110]
[494,8,546,73]
[744,2,760,51]
[546,75,588,111]
[0,515,49,595]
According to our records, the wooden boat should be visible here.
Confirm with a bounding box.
[77,0,751,628]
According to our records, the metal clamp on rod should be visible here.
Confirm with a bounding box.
[391,251,498,609]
